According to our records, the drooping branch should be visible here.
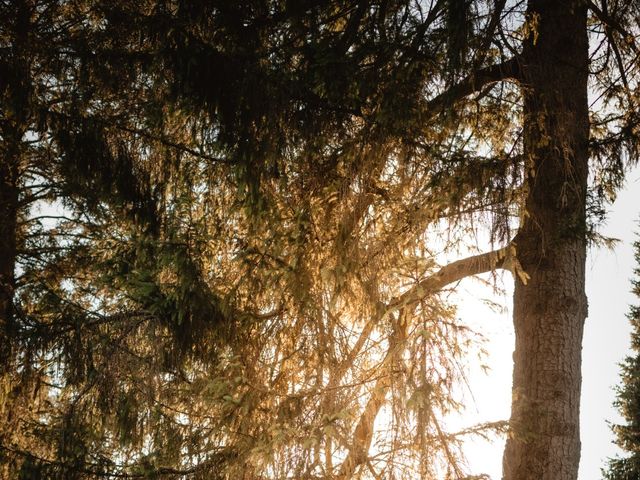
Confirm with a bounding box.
[336,310,409,480]
[48,110,231,165]
[0,442,207,478]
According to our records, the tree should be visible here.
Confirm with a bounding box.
[604,230,640,480]
[503,2,589,478]
[0,2,192,476]
[3,1,504,478]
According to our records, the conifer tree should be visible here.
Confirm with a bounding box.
[92,2,636,478]
[604,231,640,480]
[2,2,498,478]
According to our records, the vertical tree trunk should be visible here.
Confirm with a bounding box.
[502,1,589,480]
[1,0,29,380]
[1,101,23,374]
[0,148,18,372]
[0,90,22,458]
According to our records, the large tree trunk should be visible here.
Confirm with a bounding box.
[0,85,22,465]
[0,5,27,374]
[0,0,29,403]
[502,1,590,480]
[0,146,18,372]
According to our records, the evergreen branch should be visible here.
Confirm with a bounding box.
[46,110,231,165]
[336,1,367,55]
[587,0,639,54]
[387,245,514,311]
[325,245,516,428]
[336,309,409,479]
[0,442,208,478]
[426,57,521,115]
[335,245,516,478]
[597,7,632,91]
[112,123,232,165]
[473,0,508,69]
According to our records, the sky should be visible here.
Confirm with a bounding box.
[451,165,640,479]
[581,165,640,479]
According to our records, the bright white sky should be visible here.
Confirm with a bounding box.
[453,165,640,479]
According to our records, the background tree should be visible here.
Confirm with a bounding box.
[604,229,640,480]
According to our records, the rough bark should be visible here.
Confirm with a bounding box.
[0,0,29,375]
[0,142,19,372]
[0,57,23,474]
[502,1,590,479]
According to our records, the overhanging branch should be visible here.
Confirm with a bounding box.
[325,246,514,399]
[587,1,639,54]
[388,245,515,311]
